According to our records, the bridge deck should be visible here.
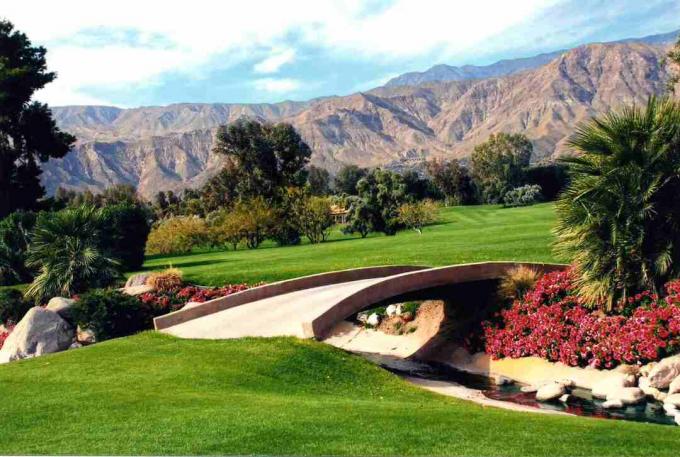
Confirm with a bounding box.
[163,277,384,339]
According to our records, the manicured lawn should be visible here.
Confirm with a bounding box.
[0,332,678,456]
[143,203,559,285]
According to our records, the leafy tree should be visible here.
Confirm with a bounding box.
[235,197,277,249]
[401,170,437,201]
[307,165,331,196]
[342,196,372,238]
[356,169,406,236]
[269,187,303,246]
[471,133,532,203]
[0,211,36,285]
[398,200,438,234]
[554,97,680,310]
[145,216,210,255]
[25,206,121,304]
[334,164,367,195]
[426,158,475,205]
[212,119,311,201]
[100,184,140,206]
[293,196,333,244]
[0,20,75,218]
[199,164,240,212]
[208,210,244,250]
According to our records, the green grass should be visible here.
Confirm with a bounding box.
[143,203,559,285]
[1,332,678,456]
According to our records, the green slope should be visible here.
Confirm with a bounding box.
[143,203,558,285]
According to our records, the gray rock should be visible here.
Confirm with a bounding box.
[605,387,645,405]
[602,399,624,409]
[125,273,151,288]
[385,304,398,317]
[669,376,680,395]
[122,285,154,296]
[591,375,636,399]
[536,382,566,401]
[366,313,381,327]
[0,307,75,363]
[648,355,680,389]
[665,393,680,408]
[45,297,76,322]
[77,326,96,345]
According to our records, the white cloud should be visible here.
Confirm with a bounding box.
[2,0,559,105]
[253,78,302,93]
[253,48,296,74]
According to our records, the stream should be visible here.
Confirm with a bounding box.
[361,353,676,426]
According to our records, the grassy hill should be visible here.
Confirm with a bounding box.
[143,203,559,285]
[1,332,678,456]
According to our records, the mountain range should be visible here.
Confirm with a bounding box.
[44,30,679,199]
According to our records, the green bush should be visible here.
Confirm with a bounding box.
[0,211,36,285]
[71,289,152,341]
[0,289,32,325]
[100,203,151,270]
[502,184,542,207]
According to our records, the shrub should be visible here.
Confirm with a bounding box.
[207,210,244,250]
[502,184,542,207]
[397,200,438,234]
[481,270,680,368]
[0,289,32,325]
[138,283,255,316]
[555,97,680,309]
[145,216,209,255]
[236,197,277,249]
[71,289,153,341]
[99,203,151,270]
[498,266,540,301]
[25,206,121,304]
[146,268,183,292]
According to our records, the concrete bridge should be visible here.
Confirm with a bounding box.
[155,262,565,340]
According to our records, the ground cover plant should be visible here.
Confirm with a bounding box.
[0,332,678,456]
[482,269,680,368]
[143,203,558,285]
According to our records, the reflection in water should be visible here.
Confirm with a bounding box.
[364,353,675,426]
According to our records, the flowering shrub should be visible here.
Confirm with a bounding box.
[138,283,255,316]
[481,270,680,368]
[0,324,14,350]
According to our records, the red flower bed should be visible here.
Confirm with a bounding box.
[482,269,680,368]
[138,283,257,316]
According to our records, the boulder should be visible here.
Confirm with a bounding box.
[536,382,566,402]
[669,376,680,395]
[122,285,154,296]
[366,313,380,327]
[665,393,680,408]
[45,297,76,322]
[638,377,665,400]
[559,394,570,403]
[602,399,624,409]
[0,307,75,363]
[663,403,678,416]
[605,387,645,405]
[591,375,636,399]
[394,304,404,316]
[356,312,369,324]
[648,355,680,389]
[639,362,657,378]
[77,326,96,345]
[385,305,398,317]
[125,273,151,288]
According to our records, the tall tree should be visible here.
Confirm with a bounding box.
[307,165,331,195]
[0,20,75,218]
[334,164,367,195]
[426,158,475,205]
[356,168,406,236]
[212,119,310,202]
[471,133,532,203]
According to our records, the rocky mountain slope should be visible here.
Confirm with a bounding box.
[44,39,674,199]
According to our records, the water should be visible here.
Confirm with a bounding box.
[361,353,676,426]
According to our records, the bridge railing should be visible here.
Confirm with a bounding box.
[153,265,428,330]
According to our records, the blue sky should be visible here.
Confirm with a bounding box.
[4,0,680,107]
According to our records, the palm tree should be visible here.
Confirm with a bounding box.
[554,97,680,310]
[25,206,121,304]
